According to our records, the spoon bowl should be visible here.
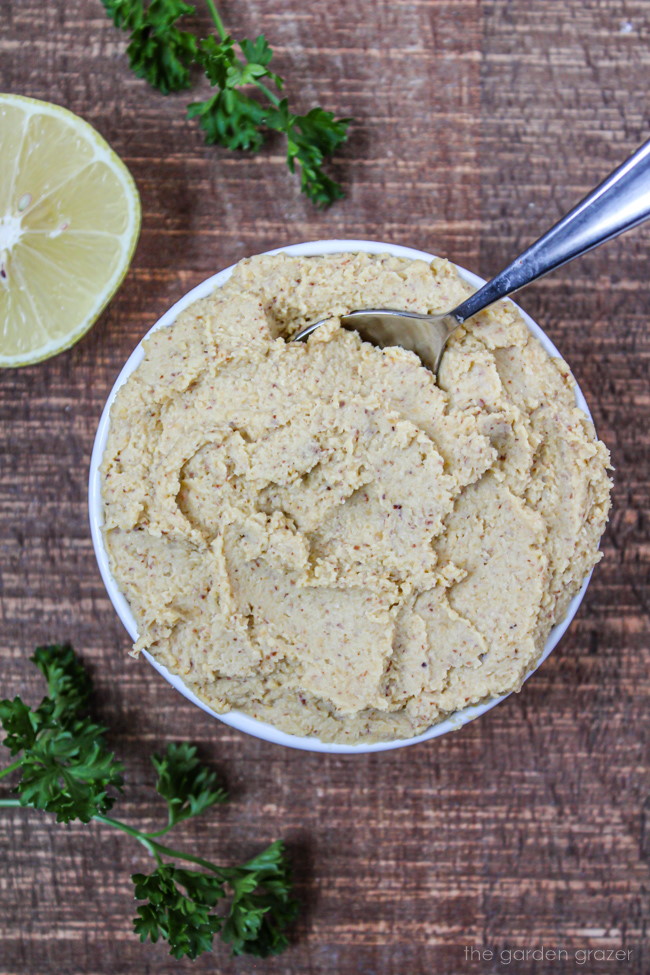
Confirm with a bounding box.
[293,308,459,373]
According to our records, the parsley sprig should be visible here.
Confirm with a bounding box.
[101,0,351,206]
[0,644,124,823]
[0,644,298,960]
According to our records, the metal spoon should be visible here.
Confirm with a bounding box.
[292,138,650,374]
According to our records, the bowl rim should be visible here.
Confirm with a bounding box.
[89,238,594,754]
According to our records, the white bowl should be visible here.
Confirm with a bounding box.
[89,239,594,754]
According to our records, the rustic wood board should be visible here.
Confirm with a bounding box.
[1,1,649,973]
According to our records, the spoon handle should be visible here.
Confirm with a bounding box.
[453,138,650,322]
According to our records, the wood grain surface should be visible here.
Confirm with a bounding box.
[1,1,649,973]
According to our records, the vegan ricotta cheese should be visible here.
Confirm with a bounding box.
[101,252,611,743]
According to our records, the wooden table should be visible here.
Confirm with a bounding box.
[1,2,649,973]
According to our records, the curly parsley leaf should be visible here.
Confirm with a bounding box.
[0,641,91,755]
[32,643,93,721]
[152,741,227,827]
[231,35,282,89]
[103,0,198,93]
[239,35,282,83]
[188,34,279,151]
[133,864,225,959]
[18,719,125,823]
[192,32,234,88]
[188,88,269,151]
[0,697,40,755]
[133,840,298,959]
[101,0,144,31]
[221,840,299,957]
[266,101,350,206]
[0,644,124,823]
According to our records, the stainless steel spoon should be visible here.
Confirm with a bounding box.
[292,139,650,374]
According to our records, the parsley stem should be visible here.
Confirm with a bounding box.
[0,759,23,781]
[0,802,223,875]
[144,836,226,875]
[94,813,154,846]
[143,822,175,838]
[254,79,282,109]
[205,0,227,41]
[95,814,226,876]
[0,798,223,873]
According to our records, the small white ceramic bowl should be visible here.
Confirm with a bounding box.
[89,239,594,754]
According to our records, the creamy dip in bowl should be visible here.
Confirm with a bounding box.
[89,239,611,753]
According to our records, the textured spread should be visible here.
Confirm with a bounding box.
[101,253,611,743]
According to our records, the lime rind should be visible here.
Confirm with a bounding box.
[0,94,141,368]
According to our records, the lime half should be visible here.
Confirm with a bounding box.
[0,95,141,367]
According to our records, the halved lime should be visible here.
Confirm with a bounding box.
[0,94,141,367]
